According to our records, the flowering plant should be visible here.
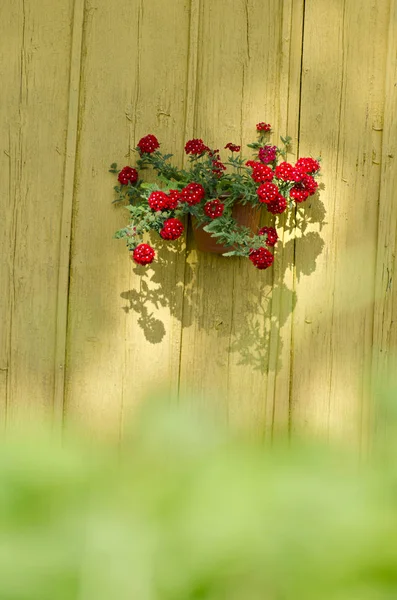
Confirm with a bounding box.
[110,122,321,269]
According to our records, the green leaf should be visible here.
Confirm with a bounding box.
[280,135,292,146]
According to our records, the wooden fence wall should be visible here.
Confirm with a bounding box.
[1,0,396,441]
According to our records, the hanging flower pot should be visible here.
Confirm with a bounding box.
[110,123,321,270]
[192,197,261,254]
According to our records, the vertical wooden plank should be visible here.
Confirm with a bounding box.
[178,0,304,435]
[262,0,305,437]
[231,0,305,437]
[291,0,390,442]
[0,0,74,427]
[0,3,21,426]
[178,0,249,422]
[65,0,191,435]
[65,0,139,435]
[372,0,397,436]
[119,0,191,429]
[53,0,85,429]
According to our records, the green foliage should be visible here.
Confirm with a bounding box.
[110,127,321,263]
[1,395,397,599]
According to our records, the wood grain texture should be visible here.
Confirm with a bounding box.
[291,0,390,442]
[226,0,305,436]
[178,0,304,436]
[0,0,74,426]
[372,0,397,434]
[1,0,395,441]
[119,0,191,430]
[53,0,85,429]
[65,0,190,435]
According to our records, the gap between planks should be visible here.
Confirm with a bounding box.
[53,0,85,431]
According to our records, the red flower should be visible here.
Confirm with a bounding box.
[204,199,224,219]
[185,139,208,155]
[258,145,277,164]
[212,160,226,177]
[275,162,304,182]
[258,226,278,247]
[290,175,318,203]
[167,189,181,209]
[225,142,241,153]
[148,191,170,211]
[137,134,160,154]
[256,122,272,132]
[246,161,274,183]
[160,218,184,240]
[267,194,287,215]
[302,175,318,195]
[206,149,226,177]
[295,157,320,174]
[132,243,155,266]
[257,182,278,204]
[289,187,309,203]
[118,166,138,186]
[249,247,274,269]
[180,182,205,206]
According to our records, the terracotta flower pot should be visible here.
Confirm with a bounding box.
[192,201,261,254]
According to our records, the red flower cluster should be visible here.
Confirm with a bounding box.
[207,149,226,177]
[256,122,271,132]
[212,161,226,177]
[132,243,155,265]
[180,182,205,206]
[112,124,322,271]
[246,161,274,183]
[267,194,287,215]
[275,162,303,182]
[118,166,138,186]
[249,247,274,269]
[204,199,224,219]
[225,142,241,153]
[258,145,277,164]
[257,182,278,204]
[290,175,318,203]
[137,134,160,154]
[160,218,184,240]
[167,189,181,209]
[148,191,172,211]
[185,138,208,155]
[259,226,278,247]
[295,157,320,174]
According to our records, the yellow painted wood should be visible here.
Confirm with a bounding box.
[0,0,74,426]
[178,0,250,422]
[119,0,191,428]
[291,0,390,442]
[372,0,397,434]
[64,0,141,434]
[0,2,20,425]
[65,0,190,435]
[227,0,305,436]
[178,0,304,436]
[262,0,305,437]
[1,0,395,441]
[53,0,86,430]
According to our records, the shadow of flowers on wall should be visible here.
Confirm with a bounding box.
[120,235,190,344]
[119,193,325,374]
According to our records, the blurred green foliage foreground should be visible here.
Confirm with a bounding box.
[1,397,397,600]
